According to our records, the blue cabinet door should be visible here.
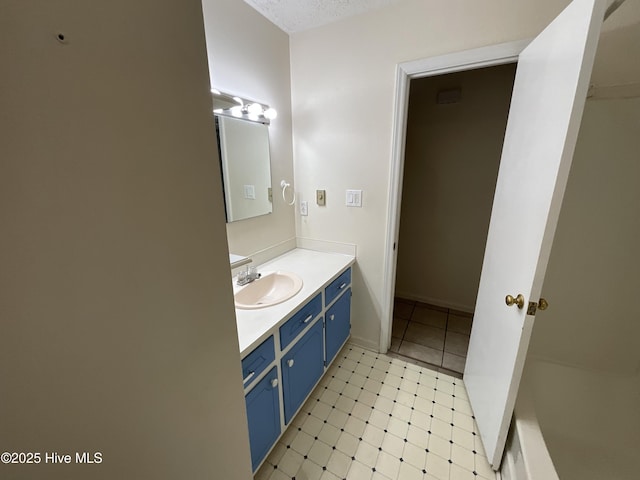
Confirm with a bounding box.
[325,288,351,366]
[245,366,281,472]
[281,319,324,424]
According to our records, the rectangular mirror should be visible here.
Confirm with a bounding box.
[215,114,273,223]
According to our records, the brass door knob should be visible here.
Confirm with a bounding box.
[505,294,525,309]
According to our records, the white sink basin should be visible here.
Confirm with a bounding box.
[234,271,303,310]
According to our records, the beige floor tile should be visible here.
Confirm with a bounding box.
[427,433,451,459]
[278,449,304,476]
[307,440,332,466]
[392,317,409,338]
[269,470,293,480]
[406,424,430,449]
[355,440,379,466]
[257,343,495,480]
[404,322,446,350]
[389,337,401,353]
[335,431,359,457]
[437,365,463,380]
[452,426,475,451]
[450,463,479,479]
[451,443,475,472]
[411,305,447,329]
[326,450,351,478]
[444,331,470,356]
[381,432,405,457]
[347,460,373,480]
[425,451,450,479]
[375,450,401,479]
[398,461,425,480]
[318,423,341,446]
[290,430,315,455]
[295,459,324,480]
[447,313,473,335]
[442,351,466,373]
[403,441,428,470]
[393,299,415,319]
[320,470,340,480]
[398,340,443,366]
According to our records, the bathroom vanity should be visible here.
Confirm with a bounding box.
[234,249,355,472]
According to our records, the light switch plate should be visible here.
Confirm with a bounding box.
[346,189,362,207]
[316,190,326,206]
[243,184,256,200]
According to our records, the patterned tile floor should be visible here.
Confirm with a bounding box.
[255,343,495,480]
[391,299,473,375]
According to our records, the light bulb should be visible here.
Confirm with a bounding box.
[247,103,264,115]
[264,108,278,120]
[230,106,243,117]
[232,96,244,106]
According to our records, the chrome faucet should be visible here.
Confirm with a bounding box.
[237,265,260,286]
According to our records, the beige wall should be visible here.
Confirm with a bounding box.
[0,1,252,478]
[530,97,640,375]
[202,0,296,257]
[290,0,572,349]
[395,64,516,312]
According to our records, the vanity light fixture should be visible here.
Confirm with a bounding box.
[211,89,277,125]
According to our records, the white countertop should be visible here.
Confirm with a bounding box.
[234,248,355,356]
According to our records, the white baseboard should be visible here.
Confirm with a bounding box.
[348,335,380,353]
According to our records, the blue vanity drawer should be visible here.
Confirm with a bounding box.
[325,268,351,306]
[279,294,322,350]
[242,336,275,388]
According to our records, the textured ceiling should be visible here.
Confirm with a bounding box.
[243,0,401,33]
[244,0,639,35]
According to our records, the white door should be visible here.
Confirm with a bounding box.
[463,0,606,469]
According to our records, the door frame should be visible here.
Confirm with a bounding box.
[380,40,531,353]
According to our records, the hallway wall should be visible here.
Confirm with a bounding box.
[0,1,251,478]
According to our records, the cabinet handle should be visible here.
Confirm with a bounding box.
[330,314,335,321]
[243,371,255,384]
[287,359,295,368]
[271,378,279,388]
[339,283,347,290]
[303,314,313,324]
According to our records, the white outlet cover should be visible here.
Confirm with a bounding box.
[300,200,308,216]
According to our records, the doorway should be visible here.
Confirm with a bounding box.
[384,1,609,468]
[381,41,529,360]
[389,64,517,374]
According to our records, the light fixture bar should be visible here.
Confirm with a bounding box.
[211,89,277,125]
